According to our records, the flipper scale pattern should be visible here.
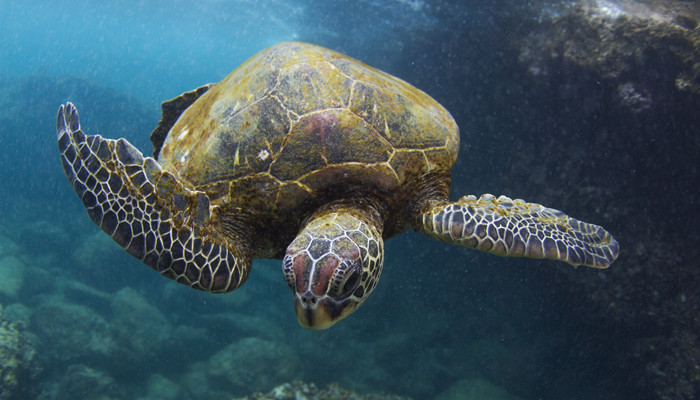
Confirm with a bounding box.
[56,103,250,292]
[421,194,619,268]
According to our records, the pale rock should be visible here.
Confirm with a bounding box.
[204,337,301,395]
[0,256,25,298]
[110,287,173,357]
[435,377,525,400]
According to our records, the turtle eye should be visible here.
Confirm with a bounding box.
[339,264,362,298]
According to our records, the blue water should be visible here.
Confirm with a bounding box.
[1,1,698,399]
[1,1,300,102]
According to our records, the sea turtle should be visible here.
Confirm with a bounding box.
[55,41,619,329]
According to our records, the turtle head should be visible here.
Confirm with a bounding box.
[282,204,384,330]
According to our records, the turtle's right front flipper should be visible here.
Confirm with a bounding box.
[56,102,251,292]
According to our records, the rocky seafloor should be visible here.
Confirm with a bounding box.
[0,225,531,400]
[1,0,698,399]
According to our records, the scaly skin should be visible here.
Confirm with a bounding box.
[418,194,619,268]
[283,199,384,329]
[55,42,620,331]
[57,103,251,292]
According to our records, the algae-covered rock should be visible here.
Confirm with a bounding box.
[30,298,117,364]
[204,337,301,395]
[59,280,112,312]
[110,287,172,357]
[0,235,18,259]
[233,381,413,400]
[1,303,32,325]
[30,287,174,373]
[0,256,25,299]
[54,364,123,400]
[71,231,129,291]
[181,364,212,399]
[135,373,187,400]
[17,220,69,258]
[0,306,39,400]
[435,378,524,400]
[517,0,700,104]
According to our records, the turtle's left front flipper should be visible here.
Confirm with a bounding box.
[56,103,251,292]
[417,194,619,268]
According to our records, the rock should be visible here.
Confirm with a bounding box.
[12,263,54,301]
[71,231,128,290]
[435,378,524,400]
[30,298,116,364]
[0,309,40,400]
[169,324,218,361]
[2,302,32,325]
[17,220,69,257]
[0,256,25,299]
[54,364,123,400]
[181,364,233,400]
[204,337,301,395]
[0,235,18,258]
[59,280,112,314]
[617,82,652,113]
[517,1,700,100]
[233,381,413,400]
[134,373,187,400]
[181,363,212,399]
[110,287,172,357]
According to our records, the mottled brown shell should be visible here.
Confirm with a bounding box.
[157,41,458,223]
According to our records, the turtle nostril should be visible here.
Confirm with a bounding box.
[300,291,318,307]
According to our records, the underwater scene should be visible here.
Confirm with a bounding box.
[0,0,698,399]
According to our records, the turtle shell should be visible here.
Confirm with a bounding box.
[158,41,458,223]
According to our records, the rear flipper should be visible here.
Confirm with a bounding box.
[56,103,251,292]
[418,194,619,268]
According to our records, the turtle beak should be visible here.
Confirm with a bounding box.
[294,292,358,330]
